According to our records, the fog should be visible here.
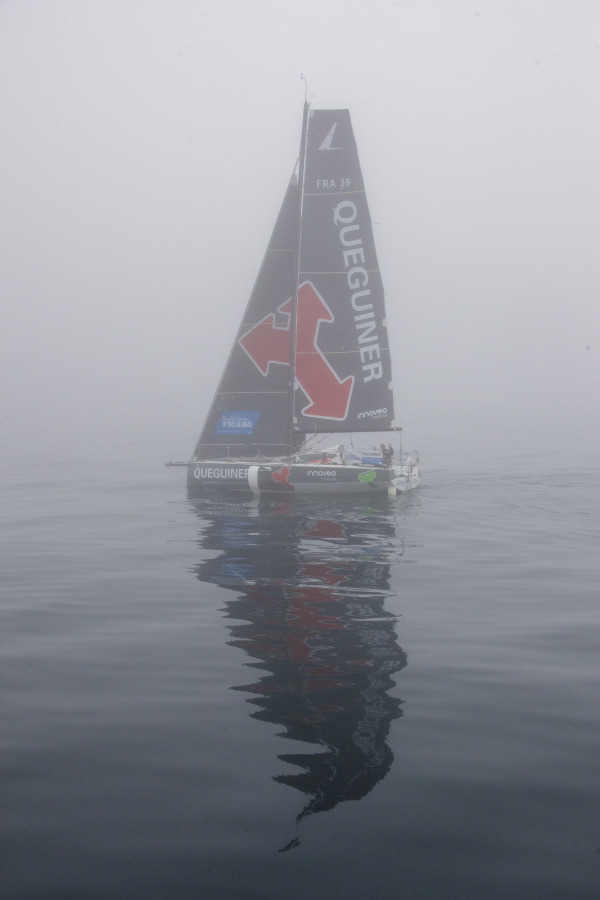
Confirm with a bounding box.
[1,0,598,460]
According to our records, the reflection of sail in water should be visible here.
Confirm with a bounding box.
[192,498,407,834]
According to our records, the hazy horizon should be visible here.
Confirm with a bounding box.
[2,0,598,459]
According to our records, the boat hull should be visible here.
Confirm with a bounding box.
[187,459,420,497]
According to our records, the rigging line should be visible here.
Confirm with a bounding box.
[303,189,366,197]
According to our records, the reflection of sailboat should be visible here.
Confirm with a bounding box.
[192,498,408,842]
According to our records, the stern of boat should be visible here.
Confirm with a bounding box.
[391,451,421,492]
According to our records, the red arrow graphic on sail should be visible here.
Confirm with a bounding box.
[295,282,354,420]
[238,281,354,420]
[238,300,291,375]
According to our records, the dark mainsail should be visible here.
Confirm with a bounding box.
[294,109,395,433]
[194,106,397,461]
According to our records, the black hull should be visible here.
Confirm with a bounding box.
[187,458,420,497]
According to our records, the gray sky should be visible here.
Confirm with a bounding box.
[1,0,598,456]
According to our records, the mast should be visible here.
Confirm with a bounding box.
[288,100,310,454]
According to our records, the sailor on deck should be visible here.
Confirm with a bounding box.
[333,445,346,465]
[380,443,394,466]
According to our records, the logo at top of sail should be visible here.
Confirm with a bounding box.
[318,123,341,151]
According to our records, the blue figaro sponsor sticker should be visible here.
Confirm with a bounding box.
[214,410,260,435]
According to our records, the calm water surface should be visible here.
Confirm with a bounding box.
[2,436,599,898]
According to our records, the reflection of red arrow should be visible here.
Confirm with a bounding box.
[305,520,347,540]
[299,562,349,587]
[295,282,353,420]
[238,300,291,374]
[285,587,344,631]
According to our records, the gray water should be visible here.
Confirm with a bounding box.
[2,435,599,899]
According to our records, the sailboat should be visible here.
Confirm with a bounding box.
[180,104,420,497]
